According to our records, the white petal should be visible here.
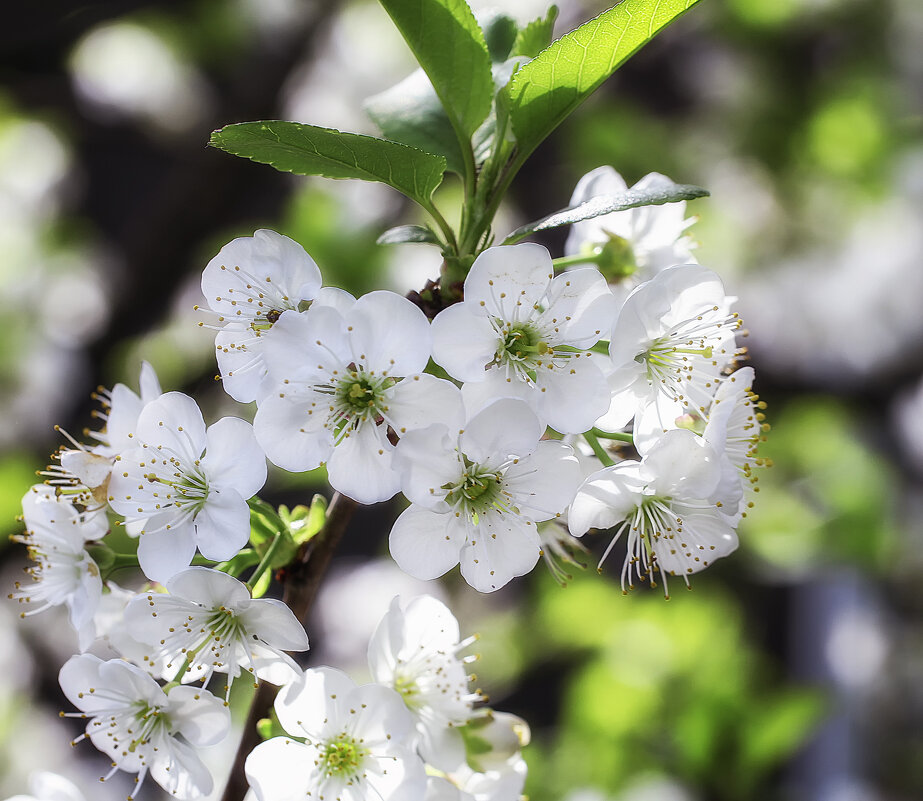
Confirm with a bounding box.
[194,488,250,562]
[539,267,617,348]
[504,441,583,521]
[327,423,400,504]
[137,525,198,584]
[389,506,464,580]
[214,328,269,404]
[568,463,645,538]
[167,685,231,746]
[640,429,720,498]
[202,416,267,498]
[431,302,499,382]
[459,514,541,592]
[276,667,356,738]
[535,353,611,434]
[167,566,251,608]
[254,395,334,472]
[459,399,542,466]
[392,425,458,509]
[346,290,432,376]
[385,375,465,438]
[464,243,552,321]
[246,739,319,801]
[346,683,415,745]
[261,306,349,386]
[136,392,207,462]
[241,598,309,651]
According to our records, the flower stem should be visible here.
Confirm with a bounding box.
[552,253,599,270]
[584,432,616,467]
[246,532,284,596]
[219,491,358,801]
[590,428,634,444]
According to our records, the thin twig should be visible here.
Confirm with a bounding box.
[219,492,359,801]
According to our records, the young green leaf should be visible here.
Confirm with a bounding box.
[210,121,447,207]
[511,5,558,58]
[508,0,702,160]
[502,181,708,244]
[377,224,442,245]
[377,0,494,140]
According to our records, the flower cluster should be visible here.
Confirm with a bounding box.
[245,595,526,801]
[7,165,765,801]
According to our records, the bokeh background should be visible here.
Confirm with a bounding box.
[2,0,922,799]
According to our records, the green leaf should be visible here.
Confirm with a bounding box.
[507,0,702,160]
[502,181,708,244]
[511,5,558,58]
[481,10,518,61]
[365,70,466,176]
[740,690,824,774]
[378,0,494,138]
[209,121,447,208]
[377,224,442,245]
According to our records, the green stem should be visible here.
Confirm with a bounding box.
[584,432,616,467]
[246,532,285,595]
[591,428,634,444]
[163,656,191,691]
[552,253,599,270]
[422,200,458,253]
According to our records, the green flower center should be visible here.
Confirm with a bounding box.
[498,323,549,363]
[443,457,513,522]
[333,372,395,421]
[322,734,367,778]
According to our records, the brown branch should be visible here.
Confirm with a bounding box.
[220,491,359,801]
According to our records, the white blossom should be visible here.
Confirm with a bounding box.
[368,595,478,770]
[601,264,741,433]
[565,167,696,294]
[569,429,739,595]
[108,392,266,583]
[124,566,308,692]
[245,666,426,801]
[254,290,464,504]
[9,489,103,650]
[59,654,230,800]
[389,399,583,592]
[200,229,324,403]
[431,243,616,434]
[38,361,162,520]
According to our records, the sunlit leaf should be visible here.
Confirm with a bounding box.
[210,121,446,207]
[507,0,702,160]
[378,0,494,139]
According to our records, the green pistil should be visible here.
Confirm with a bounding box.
[323,735,366,777]
[335,373,394,419]
[499,323,549,363]
[444,469,502,511]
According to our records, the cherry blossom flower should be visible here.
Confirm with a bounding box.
[368,595,479,770]
[431,243,616,434]
[424,756,527,801]
[59,654,230,800]
[254,290,464,504]
[124,567,308,692]
[108,391,266,583]
[9,489,103,650]
[600,264,741,433]
[569,429,739,595]
[200,229,325,403]
[245,666,426,801]
[565,167,697,291]
[3,772,87,801]
[389,399,583,592]
[38,361,162,520]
